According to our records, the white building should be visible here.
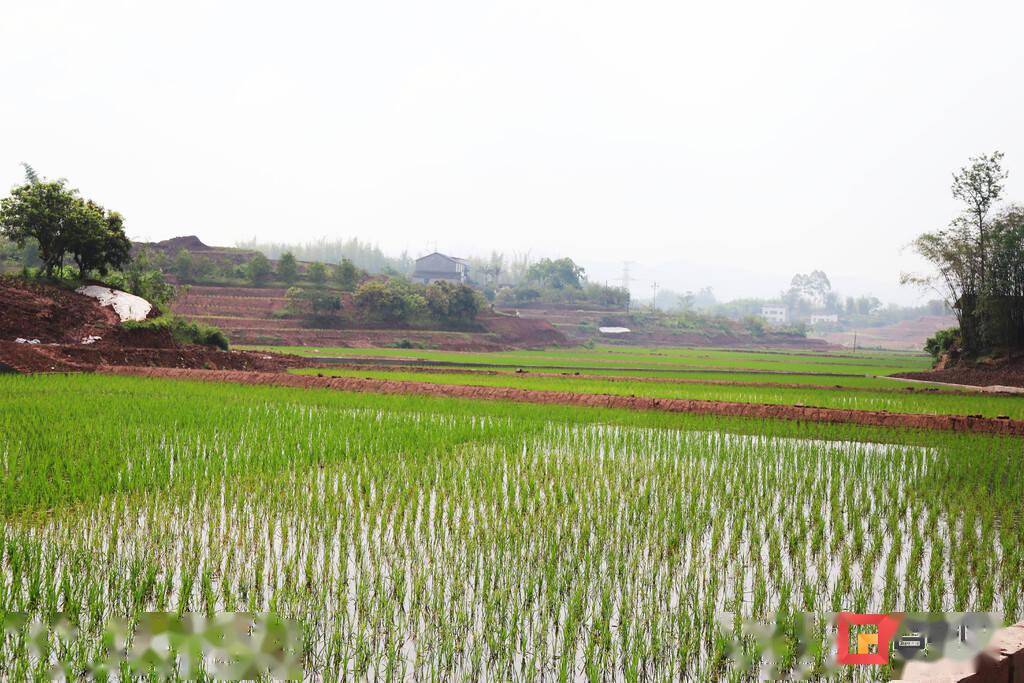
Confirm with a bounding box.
[760,305,788,324]
[809,313,839,325]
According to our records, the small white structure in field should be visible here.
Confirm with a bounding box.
[76,286,152,322]
[598,326,631,335]
[809,313,839,325]
[760,306,788,324]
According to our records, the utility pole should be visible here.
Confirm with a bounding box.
[619,261,634,312]
[619,261,632,291]
[651,281,658,311]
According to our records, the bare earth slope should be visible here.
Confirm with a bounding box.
[0,277,303,373]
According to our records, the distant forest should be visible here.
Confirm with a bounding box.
[235,237,413,275]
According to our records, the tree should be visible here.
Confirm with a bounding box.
[354,279,425,323]
[247,253,272,285]
[333,258,360,291]
[903,152,1024,355]
[525,257,585,289]
[65,202,131,278]
[786,270,831,306]
[20,163,39,184]
[0,179,84,275]
[425,281,480,325]
[0,172,131,278]
[174,249,195,283]
[982,206,1024,348]
[308,261,327,285]
[277,251,298,284]
[951,151,1006,284]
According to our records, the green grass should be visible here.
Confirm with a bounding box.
[240,343,934,377]
[295,366,1024,419]
[2,373,1022,680]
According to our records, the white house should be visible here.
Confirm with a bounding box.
[809,313,839,325]
[412,252,470,285]
[760,305,788,324]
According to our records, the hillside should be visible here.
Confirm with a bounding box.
[0,277,301,373]
[142,236,829,351]
[505,303,833,350]
[170,285,568,351]
[814,315,956,351]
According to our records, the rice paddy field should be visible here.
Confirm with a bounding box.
[3,366,1024,680]
[242,344,933,380]
[255,343,1024,419]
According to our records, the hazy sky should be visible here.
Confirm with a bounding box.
[3,1,1023,304]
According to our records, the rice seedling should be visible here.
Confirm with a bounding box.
[298,366,1024,419]
[1,373,1021,680]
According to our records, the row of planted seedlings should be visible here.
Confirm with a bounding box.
[300,367,1024,420]
[3,386,1023,680]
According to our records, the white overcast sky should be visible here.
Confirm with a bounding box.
[3,0,1023,304]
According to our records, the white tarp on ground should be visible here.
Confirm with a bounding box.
[75,286,152,322]
[598,326,631,334]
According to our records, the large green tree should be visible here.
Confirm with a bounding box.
[66,202,131,278]
[525,257,585,290]
[905,152,1024,355]
[0,169,131,277]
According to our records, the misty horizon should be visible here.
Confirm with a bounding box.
[5,0,1024,306]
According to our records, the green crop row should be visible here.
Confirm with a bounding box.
[240,343,933,377]
[295,366,1024,419]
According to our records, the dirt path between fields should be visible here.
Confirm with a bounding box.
[96,366,1024,437]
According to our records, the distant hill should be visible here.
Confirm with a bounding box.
[814,315,956,351]
[133,235,261,266]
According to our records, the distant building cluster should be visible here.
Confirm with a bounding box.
[760,306,788,324]
[760,306,839,327]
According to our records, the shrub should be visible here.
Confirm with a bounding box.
[105,249,177,309]
[124,315,230,350]
[925,327,960,360]
[741,316,766,337]
[307,261,327,285]
[354,279,425,323]
[247,253,272,285]
[424,281,481,325]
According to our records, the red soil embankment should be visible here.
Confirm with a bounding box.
[97,366,1024,437]
[0,277,305,373]
[896,361,1024,390]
